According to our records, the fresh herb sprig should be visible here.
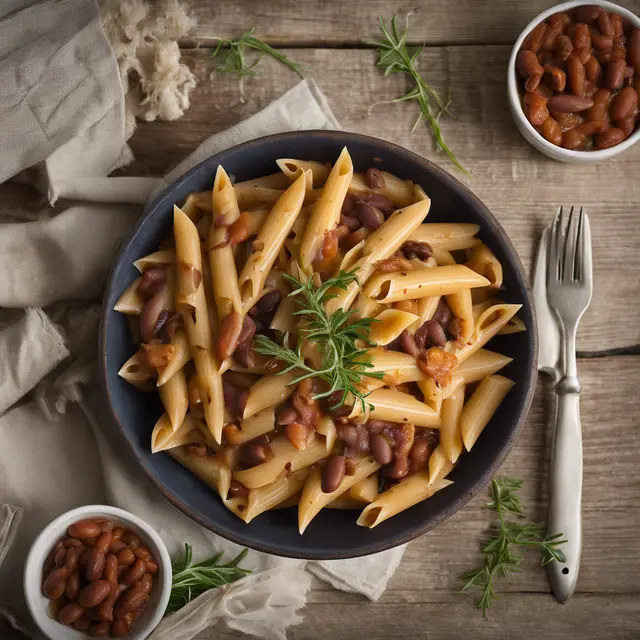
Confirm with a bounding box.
[365,15,469,177]
[212,28,307,99]
[461,478,567,616]
[254,269,383,412]
[166,544,251,615]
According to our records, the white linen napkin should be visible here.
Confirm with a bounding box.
[0,1,405,638]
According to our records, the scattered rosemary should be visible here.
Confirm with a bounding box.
[461,477,567,616]
[254,269,383,412]
[365,15,469,177]
[166,544,251,615]
[212,27,307,99]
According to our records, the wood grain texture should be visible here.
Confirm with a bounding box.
[122,47,640,350]
[196,356,640,640]
[181,0,640,46]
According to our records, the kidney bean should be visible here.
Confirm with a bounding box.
[285,422,309,451]
[595,127,626,148]
[122,558,146,586]
[610,45,627,62]
[522,22,547,53]
[78,580,111,609]
[140,573,154,595]
[112,527,125,541]
[256,290,282,315]
[402,240,433,260]
[114,585,148,618]
[137,268,166,298]
[543,21,565,50]
[617,116,636,138]
[140,293,167,344]
[625,66,635,79]
[539,116,562,145]
[409,439,434,474]
[561,128,587,149]
[58,602,86,626]
[233,338,255,369]
[592,33,614,52]
[553,34,573,61]
[426,320,448,347]
[64,571,80,600]
[86,549,106,582]
[365,167,385,189]
[370,434,394,465]
[216,311,243,362]
[43,567,69,599]
[103,554,118,584]
[340,213,361,232]
[628,29,640,71]
[610,86,639,120]
[43,541,63,578]
[228,213,250,245]
[363,193,395,214]
[356,201,385,229]
[572,23,591,50]
[65,545,87,573]
[144,559,158,575]
[605,59,626,90]
[321,455,346,493]
[524,72,543,92]
[341,192,358,216]
[90,622,111,637]
[94,531,113,555]
[532,82,554,100]
[524,91,549,126]
[584,55,602,83]
[431,300,452,326]
[69,520,101,539]
[229,480,249,500]
[397,329,420,358]
[63,538,82,549]
[517,50,543,77]
[597,51,612,64]
[549,11,571,27]
[73,615,92,631]
[566,54,586,96]
[385,456,410,479]
[596,10,614,37]
[548,94,594,112]
[335,423,359,448]
[112,619,131,637]
[609,12,624,39]
[576,46,593,65]
[344,227,369,250]
[54,545,68,568]
[110,540,127,554]
[586,88,612,122]
[544,65,566,92]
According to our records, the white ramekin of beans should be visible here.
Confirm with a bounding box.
[24,506,171,639]
[508,1,640,162]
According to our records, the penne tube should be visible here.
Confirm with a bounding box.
[432,248,456,266]
[180,193,204,221]
[168,446,231,501]
[114,278,144,315]
[277,159,331,187]
[235,173,292,190]
[151,414,204,453]
[364,348,424,389]
[460,375,515,451]
[368,309,418,346]
[499,314,527,335]
[270,295,298,333]
[299,148,353,272]
[243,371,297,419]
[351,389,441,428]
[316,415,337,451]
[413,184,429,202]
[364,265,490,303]
[224,408,276,445]
[327,496,369,510]
[239,172,307,311]
[451,348,513,384]
[233,434,329,490]
[466,243,503,289]
[440,385,465,463]
[408,295,441,333]
[338,239,365,274]
[273,492,302,510]
[157,330,191,386]
[349,172,414,207]
[298,457,381,533]
[348,472,379,503]
[118,349,155,386]
[245,208,270,236]
[192,348,225,443]
[417,377,443,414]
[350,292,383,323]
[193,187,285,211]
[410,223,481,251]
[158,367,188,431]
[445,288,474,344]
[428,445,454,486]
[356,474,453,528]
[133,249,176,273]
[244,469,310,523]
[174,206,205,311]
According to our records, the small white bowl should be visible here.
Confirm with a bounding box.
[507,0,640,163]
[24,505,172,640]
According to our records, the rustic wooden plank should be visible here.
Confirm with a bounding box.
[196,355,640,639]
[123,48,640,350]
[181,0,640,47]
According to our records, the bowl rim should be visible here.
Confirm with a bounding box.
[99,129,539,559]
[24,505,172,639]
[507,0,640,159]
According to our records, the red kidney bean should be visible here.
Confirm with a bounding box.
[554,34,574,61]
[94,531,113,555]
[336,423,360,448]
[628,29,640,71]
[59,602,86,625]
[597,10,614,37]
[592,33,613,52]
[65,571,80,600]
[86,550,106,582]
[78,580,111,608]
[73,615,92,631]
[139,293,167,344]
[595,127,626,148]
[548,94,594,112]
[240,439,273,466]
[617,116,636,138]
[144,559,158,575]
[355,201,384,229]
[432,300,452,326]
[54,545,68,567]
[122,532,140,549]
[114,586,148,619]
[104,554,118,583]
[95,519,114,533]
[409,438,434,474]
[110,540,127,554]
[341,192,358,216]
[575,5,601,24]
[111,527,125,541]
[43,541,63,577]
[285,422,309,450]
[517,50,543,77]
[606,59,627,89]
[522,22,547,53]
[370,434,393,465]
[363,193,394,214]
[584,55,602,83]
[384,456,410,479]
[524,72,543,92]
[610,45,627,62]
[228,214,250,245]
[542,21,564,50]
[425,320,448,347]
[610,86,639,120]
[216,311,243,362]
[399,330,420,358]
[137,268,166,298]
[112,618,132,637]
[401,240,433,260]
[63,538,82,549]
[122,559,146,586]
[540,116,563,145]
[567,54,586,96]
[365,167,385,189]
[140,574,154,594]
[69,520,101,539]
[523,91,549,125]
[572,23,592,50]
[561,128,588,150]
[43,567,69,599]
[610,13,624,40]
[90,622,111,637]
[116,548,136,566]
[549,12,571,28]
[586,88,612,122]
[321,455,346,493]
[544,65,566,91]
[340,213,361,232]
[65,545,86,573]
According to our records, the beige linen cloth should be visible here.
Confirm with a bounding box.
[0,1,405,638]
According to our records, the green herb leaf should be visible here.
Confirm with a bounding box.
[254,268,383,412]
[365,15,469,176]
[166,544,251,615]
[461,477,567,616]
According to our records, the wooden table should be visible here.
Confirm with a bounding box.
[6,1,640,638]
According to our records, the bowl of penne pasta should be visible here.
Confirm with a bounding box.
[100,131,537,559]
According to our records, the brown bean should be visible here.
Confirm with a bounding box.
[362,193,394,214]
[549,12,571,28]
[610,86,639,120]
[122,559,146,586]
[586,88,612,122]
[584,55,602,83]
[112,619,131,637]
[59,602,86,625]
[341,192,358,216]
[114,586,148,618]
[43,567,69,599]
[409,439,433,474]
[237,315,256,349]
[321,455,346,493]
[384,456,410,479]
[63,538,83,549]
[65,571,80,600]
[95,582,117,622]
[285,422,309,451]
[567,54,586,96]
[595,127,626,149]
[116,548,136,566]
[431,300,452,326]
[65,545,86,573]
[54,545,68,567]
[110,540,127,554]
[111,527,124,541]
[629,29,640,71]
[94,531,113,555]
[606,59,627,90]
[424,320,448,347]
[554,34,574,60]
[73,615,92,631]
[524,72,543,92]
[574,46,592,65]
[229,479,249,499]
[95,519,114,533]
[370,434,394,465]
[216,311,243,362]
[617,116,636,138]
[365,168,385,189]
[240,440,273,466]
[104,554,118,583]
[561,128,588,150]
[524,92,549,126]
[140,574,154,594]
[592,33,613,52]
[542,21,564,50]
[256,290,281,314]
[43,541,63,578]
[137,268,166,298]
[544,65,566,91]
[516,50,543,77]
[86,549,106,582]
[134,546,152,561]
[548,94,594,113]
[610,13,624,40]
[355,201,384,229]
[597,10,614,37]
[340,213,360,232]
[336,423,360,448]
[522,22,547,53]
[572,23,592,49]
[399,330,421,358]
[90,622,111,637]
[541,116,563,145]
[69,519,101,539]
[610,45,627,62]
[78,580,111,608]
[575,5,601,24]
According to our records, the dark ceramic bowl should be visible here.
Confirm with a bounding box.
[100,131,538,560]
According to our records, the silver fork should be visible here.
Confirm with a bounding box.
[546,206,593,603]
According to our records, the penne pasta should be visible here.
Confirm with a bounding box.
[439,385,465,463]
[351,389,441,428]
[460,375,515,451]
[410,223,481,251]
[118,349,155,388]
[133,249,176,273]
[445,288,474,344]
[168,446,231,501]
[114,277,144,315]
[452,348,513,384]
[368,309,418,346]
[349,172,414,207]
[158,367,188,431]
[417,377,443,414]
[243,371,297,419]
[408,295,441,333]
[151,414,203,453]
[157,330,191,386]
[428,445,454,486]
[277,159,331,187]
[244,469,310,523]
[235,173,292,190]
[466,243,503,289]
[499,314,527,335]
[316,415,337,451]
[224,408,275,445]
[348,472,379,503]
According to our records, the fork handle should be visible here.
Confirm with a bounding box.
[547,377,583,603]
